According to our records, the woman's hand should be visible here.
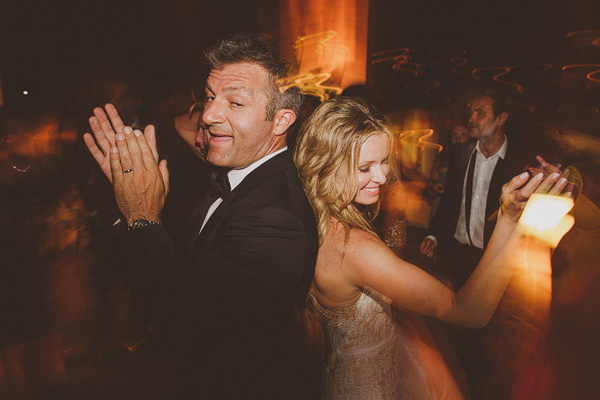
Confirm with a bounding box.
[499,166,568,223]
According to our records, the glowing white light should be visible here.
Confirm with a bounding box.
[519,193,574,231]
[23,90,29,95]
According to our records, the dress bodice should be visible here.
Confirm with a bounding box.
[311,287,396,359]
[310,287,464,400]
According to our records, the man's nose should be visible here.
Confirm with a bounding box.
[203,101,223,126]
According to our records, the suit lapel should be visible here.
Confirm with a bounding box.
[194,191,234,251]
[188,151,294,262]
[186,193,219,258]
[459,142,476,177]
[486,157,505,217]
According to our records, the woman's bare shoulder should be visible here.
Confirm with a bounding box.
[346,227,389,258]
[313,222,385,305]
[331,227,395,283]
[322,220,386,258]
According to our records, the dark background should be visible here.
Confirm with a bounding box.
[0,0,260,110]
[2,0,599,112]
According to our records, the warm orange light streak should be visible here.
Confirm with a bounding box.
[472,66,522,93]
[278,71,342,101]
[562,64,600,84]
[293,31,348,66]
[495,63,557,89]
[372,48,423,77]
[430,49,476,79]
[397,129,442,179]
[566,29,600,48]
[277,0,369,90]
[398,129,443,153]
[371,46,562,98]
[588,69,600,84]
[278,31,347,100]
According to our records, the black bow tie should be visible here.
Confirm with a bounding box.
[208,169,231,199]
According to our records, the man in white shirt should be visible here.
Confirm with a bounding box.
[420,90,523,288]
[419,89,537,397]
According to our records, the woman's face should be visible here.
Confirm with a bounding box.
[353,134,390,206]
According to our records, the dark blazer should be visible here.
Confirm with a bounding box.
[428,138,531,249]
[130,150,320,399]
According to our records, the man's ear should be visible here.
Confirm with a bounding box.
[496,112,508,126]
[273,109,296,136]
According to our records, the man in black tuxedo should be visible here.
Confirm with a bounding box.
[84,33,320,399]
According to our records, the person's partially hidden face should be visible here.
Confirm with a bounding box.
[195,122,210,161]
[353,134,390,206]
[202,62,278,169]
[467,96,505,141]
[451,125,470,144]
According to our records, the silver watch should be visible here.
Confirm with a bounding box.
[128,218,162,231]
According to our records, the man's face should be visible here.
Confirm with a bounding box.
[202,62,277,169]
[467,96,504,141]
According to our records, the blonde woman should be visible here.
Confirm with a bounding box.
[294,97,569,399]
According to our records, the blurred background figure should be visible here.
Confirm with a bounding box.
[0,100,96,399]
[420,88,533,286]
[451,124,471,145]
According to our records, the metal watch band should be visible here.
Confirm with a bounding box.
[128,218,162,231]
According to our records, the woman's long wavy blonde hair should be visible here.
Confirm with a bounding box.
[294,97,395,245]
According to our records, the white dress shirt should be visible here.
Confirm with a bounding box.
[454,137,507,248]
[199,147,288,232]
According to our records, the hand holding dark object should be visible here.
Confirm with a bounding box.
[499,168,569,223]
[526,155,580,199]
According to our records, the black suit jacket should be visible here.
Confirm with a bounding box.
[130,151,320,399]
[428,139,531,249]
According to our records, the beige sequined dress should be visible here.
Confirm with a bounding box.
[310,287,464,400]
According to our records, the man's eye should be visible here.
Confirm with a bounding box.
[231,102,243,108]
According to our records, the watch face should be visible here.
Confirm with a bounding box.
[135,220,149,229]
[129,219,150,231]
[129,218,161,231]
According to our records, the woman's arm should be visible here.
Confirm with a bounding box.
[346,171,570,327]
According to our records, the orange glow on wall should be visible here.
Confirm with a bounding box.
[276,0,369,94]
[397,129,442,179]
[278,31,347,100]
